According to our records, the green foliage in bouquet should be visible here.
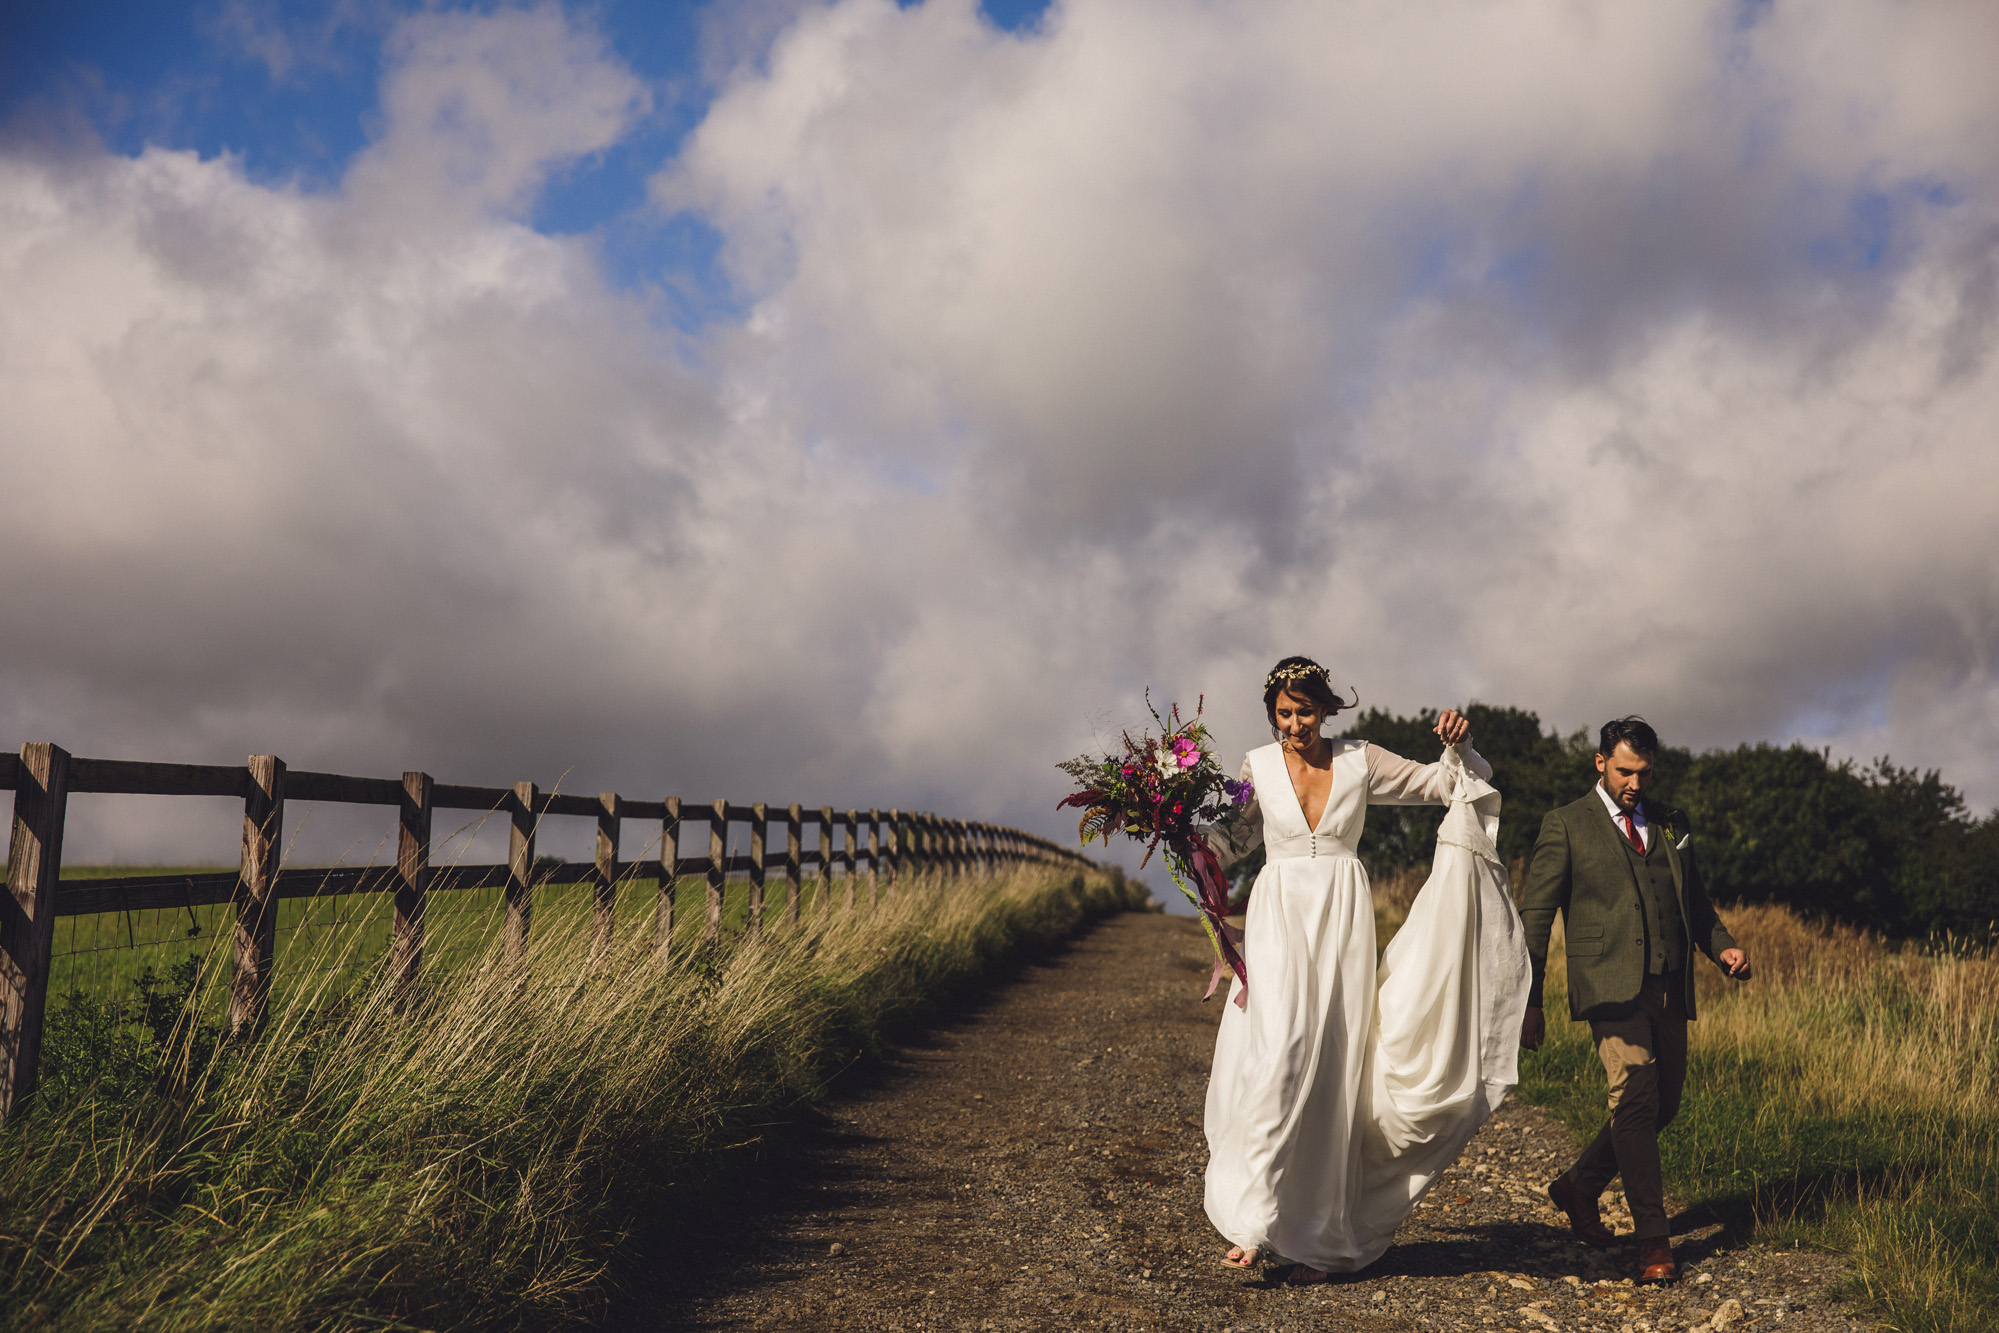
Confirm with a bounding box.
[1058,695,1257,994]
[1056,694,1252,862]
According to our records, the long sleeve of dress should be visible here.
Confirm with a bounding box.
[1200,758,1264,870]
[1363,741,1491,804]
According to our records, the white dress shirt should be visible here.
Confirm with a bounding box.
[1596,782,1649,851]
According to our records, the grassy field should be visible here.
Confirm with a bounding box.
[49,861,881,1001]
[4,862,1146,1330]
[41,864,886,1106]
[1510,901,1999,1333]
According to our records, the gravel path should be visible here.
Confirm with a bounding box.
[644,912,1868,1333]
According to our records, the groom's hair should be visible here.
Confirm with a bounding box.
[1598,716,1660,757]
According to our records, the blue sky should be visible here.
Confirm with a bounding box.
[2,0,1053,316]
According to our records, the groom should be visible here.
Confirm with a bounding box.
[1517,717,1751,1284]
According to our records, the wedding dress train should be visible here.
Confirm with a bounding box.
[1201,739,1531,1272]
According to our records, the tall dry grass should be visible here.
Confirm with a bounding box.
[1369,866,1429,935]
[0,864,1144,1331]
[1520,901,1999,1333]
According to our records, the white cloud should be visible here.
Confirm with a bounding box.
[4,0,1999,877]
[668,0,1999,799]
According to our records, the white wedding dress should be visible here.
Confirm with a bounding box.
[1201,739,1531,1272]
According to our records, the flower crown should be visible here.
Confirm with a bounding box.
[1264,661,1329,692]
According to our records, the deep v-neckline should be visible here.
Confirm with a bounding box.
[1282,744,1339,833]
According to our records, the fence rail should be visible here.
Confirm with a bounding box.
[0,742,1090,1119]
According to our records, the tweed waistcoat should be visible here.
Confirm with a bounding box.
[1619,821,1687,975]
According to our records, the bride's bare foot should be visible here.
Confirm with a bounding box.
[1284,1262,1329,1285]
[1221,1245,1260,1269]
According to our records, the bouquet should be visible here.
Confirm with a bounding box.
[1057,695,1255,1005]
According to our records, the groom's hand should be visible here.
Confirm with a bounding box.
[1720,947,1752,980]
[1520,1006,1545,1051]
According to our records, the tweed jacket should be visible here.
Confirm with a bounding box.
[1519,789,1737,1022]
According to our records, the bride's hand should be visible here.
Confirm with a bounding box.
[1433,708,1471,745]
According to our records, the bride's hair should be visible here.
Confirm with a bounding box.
[1263,656,1357,737]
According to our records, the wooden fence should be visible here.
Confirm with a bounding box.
[0,742,1092,1119]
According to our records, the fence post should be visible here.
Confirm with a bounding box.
[657,797,680,953]
[231,755,285,1039]
[393,771,431,1001]
[507,781,537,963]
[707,799,727,941]
[785,803,802,926]
[749,802,767,937]
[883,809,899,901]
[842,811,858,911]
[1,742,70,1119]
[866,809,880,910]
[820,805,836,916]
[595,793,620,961]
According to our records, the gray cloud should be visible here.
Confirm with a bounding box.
[4,0,1999,877]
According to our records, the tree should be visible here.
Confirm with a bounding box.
[1220,702,1999,942]
[1339,703,1613,875]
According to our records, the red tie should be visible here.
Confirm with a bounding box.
[1622,812,1644,853]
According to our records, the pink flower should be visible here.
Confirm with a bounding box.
[1171,736,1201,768]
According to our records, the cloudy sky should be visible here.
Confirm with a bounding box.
[4,0,1997,873]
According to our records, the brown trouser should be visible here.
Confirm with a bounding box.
[1563,974,1687,1241]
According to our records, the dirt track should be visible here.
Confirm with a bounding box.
[640,912,1869,1333]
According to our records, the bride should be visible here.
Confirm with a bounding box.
[1201,656,1531,1282]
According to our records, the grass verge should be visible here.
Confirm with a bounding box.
[2,864,1145,1330]
[1515,902,1999,1333]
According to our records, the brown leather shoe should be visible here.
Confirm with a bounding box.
[1638,1239,1678,1284]
[1547,1175,1617,1248]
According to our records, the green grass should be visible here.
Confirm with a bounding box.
[1515,903,1999,1333]
[5,863,1146,1330]
[49,864,871,1001]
